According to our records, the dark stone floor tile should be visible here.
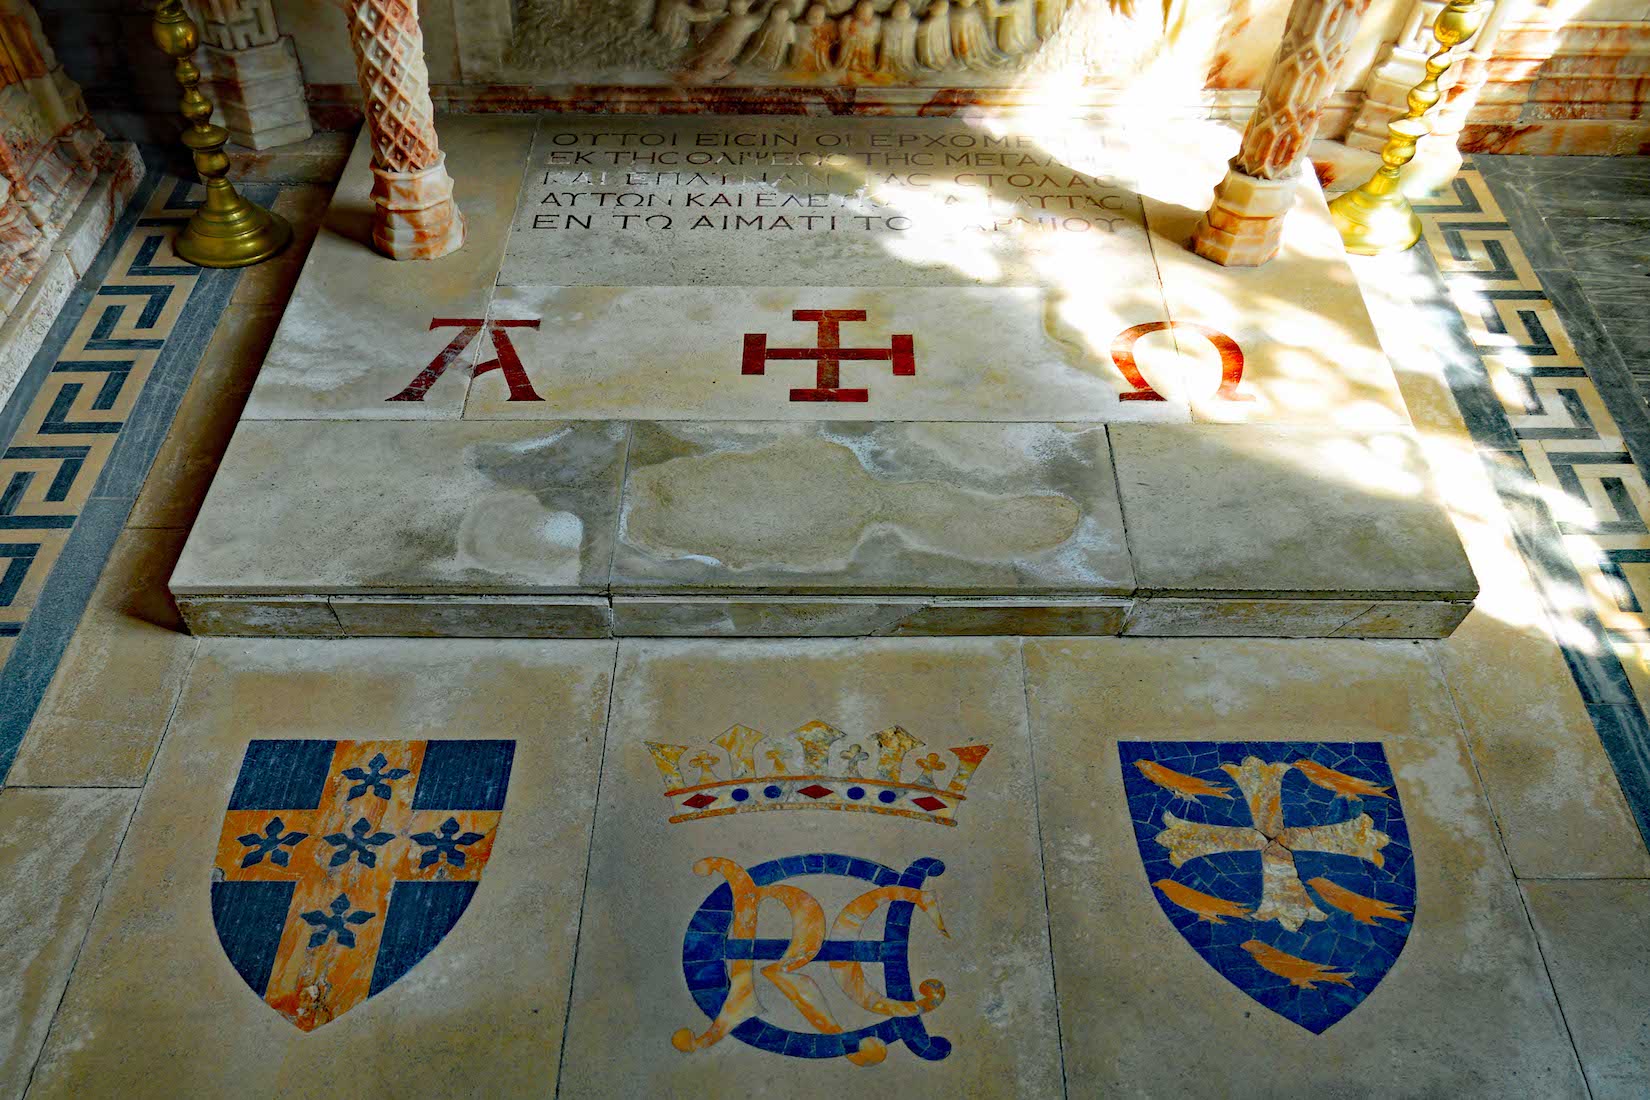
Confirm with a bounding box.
[1545,215,1650,280]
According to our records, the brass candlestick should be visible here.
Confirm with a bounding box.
[150,0,290,267]
[1329,0,1486,255]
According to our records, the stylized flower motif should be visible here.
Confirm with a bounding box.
[299,892,375,949]
[410,817,486,869]
[322,817,395,868]
[235,817,308,868]
[340,753,410,800]
[914,752,948,787]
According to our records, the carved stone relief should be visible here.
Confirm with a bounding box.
[649,0,1073,82]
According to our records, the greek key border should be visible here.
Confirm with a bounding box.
[1415,162,1650,850]
[0,166,257,782]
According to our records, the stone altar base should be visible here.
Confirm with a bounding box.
[170,114,1476,639]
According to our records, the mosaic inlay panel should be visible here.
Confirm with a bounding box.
[212,738,516,1030]
[1120,740,1415,1034]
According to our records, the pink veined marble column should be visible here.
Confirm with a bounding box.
[1190,0,1372,267]
[344,0,464,260]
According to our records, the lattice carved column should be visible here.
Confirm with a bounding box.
[345,0,464,260]
[1190,0,1372,267]
[186,0,312,150]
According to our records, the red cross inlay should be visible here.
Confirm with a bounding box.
[742,310,916,402]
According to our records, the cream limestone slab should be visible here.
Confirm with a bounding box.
[558,637,1063,1097]
[8,529,196,787]
[1022,638,1587,1095]
[0,787,138,1099]
[610,596,1131,637]
[1439,608,1650,878]
[503,115,1159,290]
[129,303,284,531]
[612,421,1132,596]
[239,115,535,421]
[1522,880,1650,1099]
[26,638,617,1098]
[462,284,1189,422]
[1142,182,1412,429]
[171,420,628,596]
[1111,424,1479,600]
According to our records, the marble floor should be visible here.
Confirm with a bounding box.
[1,137,1648,1098]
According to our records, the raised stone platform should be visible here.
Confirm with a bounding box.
[170,114,1476,638]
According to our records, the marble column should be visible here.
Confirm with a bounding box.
[1190,0,1372,267]
[345,0,464,261]
[187,0,313,150]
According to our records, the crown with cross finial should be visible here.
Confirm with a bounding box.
[644,722,991,827]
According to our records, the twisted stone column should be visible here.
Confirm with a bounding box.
[1191,0,1372,266]
[345,0,464,260]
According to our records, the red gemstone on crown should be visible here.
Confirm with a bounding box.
[798,784,834,799]
[682,793,719,809]
[912,795,947,812]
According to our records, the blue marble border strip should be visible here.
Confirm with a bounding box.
[1414,165,1650,850]
[0,164,264,782]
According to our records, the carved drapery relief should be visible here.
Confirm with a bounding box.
[0,0,140,396]
[650,0,1073,83]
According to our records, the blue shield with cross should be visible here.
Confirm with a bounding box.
[1121,741,1416,1033]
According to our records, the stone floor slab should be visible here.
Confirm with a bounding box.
[240,115,534,421]
[1522,879,1650,1100]
[171,419,628,597]
[465,284,1188,423]
[557,637,1062,1096]
[0,787,137,1099]
[25,638,616,1099]
[612,420,1131,596]
[1143,184,1411,428]
[1023,637,1587,1096]
[1112,424,1479,600]
[1439,609,1650,878]
[6,528,195,787]
[503,115,1157,290]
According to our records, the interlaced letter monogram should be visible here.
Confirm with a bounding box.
[675,854,952,1064]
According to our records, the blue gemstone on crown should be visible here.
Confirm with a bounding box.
[847,786,865,800]
[764,784,782,799]
[731,788,749,802]
[878,790,898,804]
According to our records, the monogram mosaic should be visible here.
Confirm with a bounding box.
[558,638,1061,1094]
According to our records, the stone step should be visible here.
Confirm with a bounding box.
[169,417,1475,639]
[168,113,1476,639]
